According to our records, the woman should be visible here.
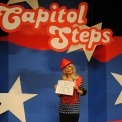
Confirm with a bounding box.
[55,58,87,122]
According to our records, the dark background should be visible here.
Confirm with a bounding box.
[0,0,9,36]
[85,0,122,36]
[0,0,122,36]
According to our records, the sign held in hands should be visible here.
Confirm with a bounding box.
[55,80,75,96]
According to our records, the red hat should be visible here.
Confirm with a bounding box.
[60,58,72,70]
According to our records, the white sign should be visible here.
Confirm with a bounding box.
[55,80,75,96]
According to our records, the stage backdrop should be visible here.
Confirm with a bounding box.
[0,0,122,122]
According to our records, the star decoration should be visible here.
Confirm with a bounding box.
[111,72,122,105]
[7,0,39,9]
[67,23,102,61]
[0,76,38,122]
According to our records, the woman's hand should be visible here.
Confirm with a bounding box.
[74,85,79,91]
[54,85,57,89]
[54,85,61,96]
[74,85,83,95]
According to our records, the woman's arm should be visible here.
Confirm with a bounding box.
[74,82,87,95]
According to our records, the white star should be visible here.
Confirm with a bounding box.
[67,23,102,61]
[115,91,122,105]
[111,72,122,105]
[7,0,39,9]
[0,76,38,122]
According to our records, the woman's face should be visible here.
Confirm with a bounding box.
[63,64,73,75]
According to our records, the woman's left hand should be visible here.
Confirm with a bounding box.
[74,85,83,95]
[74,85,79,91]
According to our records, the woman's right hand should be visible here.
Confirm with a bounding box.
[54,85,57,89]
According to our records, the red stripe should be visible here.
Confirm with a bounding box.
[108,120,122,122]
[0,24,51,50]
[0,32,122,62]
[93,36,122,62]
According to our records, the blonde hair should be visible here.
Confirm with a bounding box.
[62,63,78,80]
